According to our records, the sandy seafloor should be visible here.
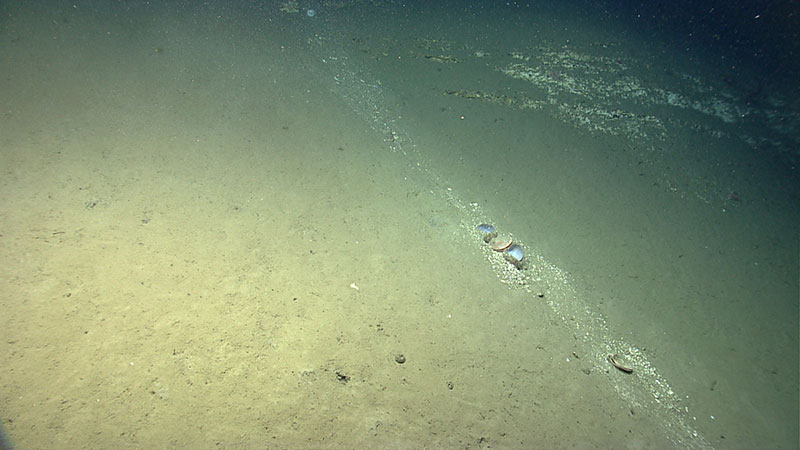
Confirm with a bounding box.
[1,1,798,449]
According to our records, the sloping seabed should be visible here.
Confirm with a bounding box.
[1,1,797,449]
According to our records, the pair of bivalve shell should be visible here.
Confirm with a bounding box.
[477,224,524,268]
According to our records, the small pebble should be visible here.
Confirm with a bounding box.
[395,354,406,364]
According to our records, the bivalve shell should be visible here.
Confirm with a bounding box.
[490,236,513,251]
